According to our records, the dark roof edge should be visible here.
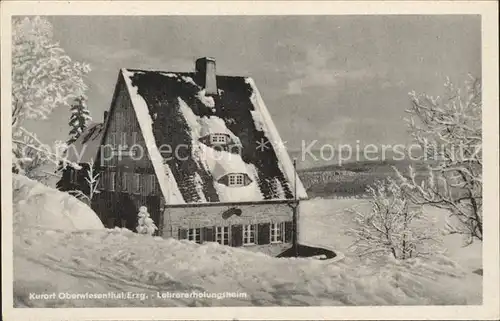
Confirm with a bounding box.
[123,68,251,79]
[164,198,308,209]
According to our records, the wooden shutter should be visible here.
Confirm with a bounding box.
[218,175,229,186]
[108,172,116,191]
[231,225,243,247]
[178,228,188,240]
[284,221,293,243]
[257,223,270,245]
[204,227,215,242]
[244,174,252,186]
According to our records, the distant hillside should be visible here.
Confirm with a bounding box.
[298,159,430,198]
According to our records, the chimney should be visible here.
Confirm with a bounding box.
[195,57,217,95]
[103,111,109,123]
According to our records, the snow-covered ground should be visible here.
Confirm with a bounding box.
[13,176,481,307]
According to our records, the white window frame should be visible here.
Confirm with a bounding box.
[150,174,156,195]
[210,133,227,144]
[270,222,284,243]
[122,172,129,192]
[109,133,117,150]
[228,173,245,187]
[187,228,202,244]
[120,132,128,150]
[109,172,115,191]
[243,224,256,245]
[133,173,141,194]
[215,226,230,245]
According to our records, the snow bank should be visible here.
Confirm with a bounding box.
[12,174,103,231]
[14,226,474,308]
[12,194,480,307]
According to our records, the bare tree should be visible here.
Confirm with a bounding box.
[394,76,482,245]
[68,159,100,206]
[348,178,441,260]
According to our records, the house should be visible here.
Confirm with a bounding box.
[59,57,308,253]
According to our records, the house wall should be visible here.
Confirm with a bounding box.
[92,75,163,229]
[161,201,297,250]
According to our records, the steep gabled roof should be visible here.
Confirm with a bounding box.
[66,123,105,164]
[114,68,307,204]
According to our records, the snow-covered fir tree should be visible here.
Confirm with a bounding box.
[136,206,158,236]
[68,95,92,145]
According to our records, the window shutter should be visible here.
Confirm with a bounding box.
[231,225,243,247]
[244,174,252,186]
[178,228,187,240]
[97,171,104,189]
[110,133,116,148]
[122,172,128,192]
[204,227,215,242]
[218,175,229,186]
[257,223,270,245]
[110,172,115,191]
[284,221,293,243]
[151,174,157,195]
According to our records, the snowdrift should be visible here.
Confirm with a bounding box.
[12,180,479,307]
[13,174,104,231]
[15,227,475,307]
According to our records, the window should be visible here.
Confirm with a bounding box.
[243,224,256,245]
[187,228,202,244]
[210,133,227,144]
[132,132,138,147]
[120,132,128,150]
[71,169,78,183]
[122,172,129,192]
[270,222,284,243]
[228,173,245,187]
[133,173,140,194]
[215,226,230,245]
[109,133,117,149]
[109,172,115,191]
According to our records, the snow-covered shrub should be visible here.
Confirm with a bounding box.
[136,206,158,235]
[394,76,482,245]
[348,178,441,260]
[12,16,91,174]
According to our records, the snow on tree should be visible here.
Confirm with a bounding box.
[348,178,441,260]
[394,76,482,245]
[136,206,158,236]
[68,95,92,145]
[12,16,91,174]
[67,158,100,206]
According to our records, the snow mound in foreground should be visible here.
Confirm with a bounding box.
[14,226,475,307]
[13,174,104,231]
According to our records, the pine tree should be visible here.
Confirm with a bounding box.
[136,206,158,236]
[68,95,92,145]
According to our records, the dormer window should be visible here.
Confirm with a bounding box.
[217,173,252,187]
[210,133,227,145]
[228,173,244,187]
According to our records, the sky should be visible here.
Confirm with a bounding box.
[28,15,480,150]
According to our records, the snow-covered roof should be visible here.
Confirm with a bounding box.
[116,68,307,204]
[66,123,105,164]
